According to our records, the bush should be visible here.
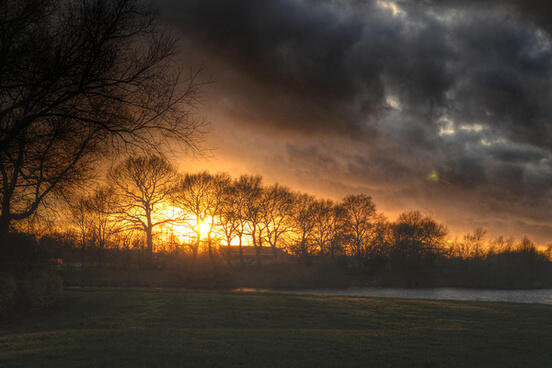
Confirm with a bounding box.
[20,271,64,308]
[1,232,41,273]
[0,274,17,319]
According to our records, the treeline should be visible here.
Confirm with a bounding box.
[51,155,455,268]
[5,155,551,290]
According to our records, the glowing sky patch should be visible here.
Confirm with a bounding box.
[377,1,402,17]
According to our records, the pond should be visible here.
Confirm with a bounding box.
[234,287,552,305]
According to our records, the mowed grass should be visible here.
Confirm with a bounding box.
[1,288,552,367]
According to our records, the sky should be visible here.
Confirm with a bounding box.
[159,0,552,243]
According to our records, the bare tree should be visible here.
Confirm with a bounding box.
[312,199,335,257]
[239,175,265,265]
[219,182,242,263]
[262,184,294,259]
[289,193,317,262]
[172,172,231,269]
[462,227,487,259]
[85,186,120,267]
[0,0,202,239]
[219,177,253,266]
[68,196,92,271]
[109,155,177,263]
[327,204,348,258]
[391,210,447,260]
[342,194,377,266]
[370,214,392,258]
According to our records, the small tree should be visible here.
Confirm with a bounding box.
[68,196,92,271]
[85,187,120,267]
[462,227,487,259]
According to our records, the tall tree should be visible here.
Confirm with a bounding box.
[312,199,335,257]
[327,204,348,258]
[108,155,177,263]
[289,193,317,261]
[342,194,377,266]
[0,0,201,239]
[219,182,242,263]
[172,172,231,269]
[262,184,294,259]
[220,177,253,266]
[239,175,265,265]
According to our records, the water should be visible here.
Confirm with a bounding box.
[234,287,552,305]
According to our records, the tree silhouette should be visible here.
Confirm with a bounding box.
[326,204,348,258]
[312,199,335,257]
[239,175,265,265]
[0,0,202,239]
[220,177,253,265]
[219,181,244,263]
[342,194,377,266]
[262,184,294,259]
[68,196,91,271]
[108,155,177,263]
[391,210,447,262]
[173,171,230,270]
[289,193,317,261]
[85,187,119,268]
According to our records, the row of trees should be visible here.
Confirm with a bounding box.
[67,155,451,269]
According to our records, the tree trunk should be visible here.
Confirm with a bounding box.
[252,230,262,265]
[270,234,279,260]
[0,214,9,253]
[145,210,154,266]
[0,210,10,251]
[80,233,86,272]
[238,235,244,266]
[188,232,200,276]
[226,239,232,266]
[207,230,217,273]
[98,242,104,268]
[145,229,153,264]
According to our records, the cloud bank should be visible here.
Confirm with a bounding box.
[161,0,552,242]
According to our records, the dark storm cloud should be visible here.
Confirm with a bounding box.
[163,0,406,136]
[161,0,552,240]
[163,0,552,143]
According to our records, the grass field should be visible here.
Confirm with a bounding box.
[1,288,552,367]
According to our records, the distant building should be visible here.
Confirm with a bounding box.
[227,246,288,261]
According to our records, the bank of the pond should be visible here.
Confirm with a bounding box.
[58,263,552,291]
[1,288,552,367]
[235,287,552,305]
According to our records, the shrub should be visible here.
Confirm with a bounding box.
[0,274,17,319]
[1,232,41,273]
[20,271,64,308]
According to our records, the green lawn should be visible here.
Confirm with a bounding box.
[1,288,551,367]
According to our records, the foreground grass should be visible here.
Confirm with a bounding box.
[1,288,552,367]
